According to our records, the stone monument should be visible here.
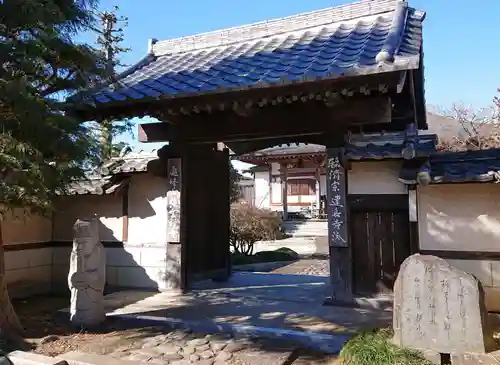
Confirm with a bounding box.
[393,254,496,355]
[68,217,106,327]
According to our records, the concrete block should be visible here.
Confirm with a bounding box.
[5,250,30,271]
[52,247,72,266]
[57,351,145,365]
[116,266,159,289]
[51,264,70,286]
[7,350,68,365]
[29,247,52,267]
[105,266,118,286]
[4,268,30,285]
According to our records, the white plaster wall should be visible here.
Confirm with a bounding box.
[2,209,53,298]
[53,195,122,242]
[271,180,281,204]
[417,183,500,311]
[51,174,173,292]
[5,248,52,298]
[108,174,171,291]
[348,161,407,195]
[2,209,51,245]
[320,175,327,195]
[127,174,168,246]
[418,184,500,252]
[254,171,270,208]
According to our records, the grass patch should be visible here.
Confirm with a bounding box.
[340,328,433,365]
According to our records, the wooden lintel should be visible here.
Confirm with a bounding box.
[138,122,175,143]
[329,96,392,125]
[139,95,392,145]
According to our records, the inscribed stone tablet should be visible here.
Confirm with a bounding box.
[393,254,495,354]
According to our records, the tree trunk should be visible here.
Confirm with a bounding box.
[0,220,24,338]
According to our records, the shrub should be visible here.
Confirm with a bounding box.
[230,204,281,255]
[274,247,300,259]
[254,249,298,262]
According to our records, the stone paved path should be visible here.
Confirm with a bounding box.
[270,259,329,277]
[270,237,330,277]
[105,328,338,364]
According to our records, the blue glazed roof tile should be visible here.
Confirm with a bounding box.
[399,149,500,184]
[236,134,437,162]
[78,0,425,106]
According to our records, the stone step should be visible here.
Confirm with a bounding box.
[7,351,67,365]
[56,352,144,365]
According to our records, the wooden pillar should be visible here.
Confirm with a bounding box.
[315,165,321,217]
[148,144,185,293]
[326,147,352,303]
[267,164,272,207]
[180,143,231,288]
[281,163,288,221]
[165,157,183,292]
[209,145,231,282]
[408,186,419,254]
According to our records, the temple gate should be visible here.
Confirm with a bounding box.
[70,0,427,303]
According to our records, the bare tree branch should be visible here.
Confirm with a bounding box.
[431,102,500,152]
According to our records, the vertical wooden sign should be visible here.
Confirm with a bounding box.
[166,158,181,243]
[326,149,348,247]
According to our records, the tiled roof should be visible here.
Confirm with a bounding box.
[399,149,500,184]
[65,176,127,196]
[65,152,158,195]
[236,134,437,162]
[77,0,424,107]
[99,152,158,174]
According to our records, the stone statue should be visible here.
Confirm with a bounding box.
[68,217,106,327]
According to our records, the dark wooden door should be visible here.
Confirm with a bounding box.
[184,145,231,285]
[349,195,411,294]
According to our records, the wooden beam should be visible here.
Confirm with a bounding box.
[183,96,391,143]
[139,96,391,144]
[138,122,176,143]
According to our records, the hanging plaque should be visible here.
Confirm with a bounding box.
[326,149,348,247]
[166,158,181,243]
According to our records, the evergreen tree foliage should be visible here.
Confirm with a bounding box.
[0,0,105,336]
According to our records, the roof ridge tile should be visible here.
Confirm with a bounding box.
[153,0,400,56]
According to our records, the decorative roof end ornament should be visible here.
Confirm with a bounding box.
[148,38,158,55]
[375,0,408,64]
[417,160,431,186]
[487,170,500,183]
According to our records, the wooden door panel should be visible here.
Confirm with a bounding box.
[351,208,410,295]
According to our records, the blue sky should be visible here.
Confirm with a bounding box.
[80,0,500,168]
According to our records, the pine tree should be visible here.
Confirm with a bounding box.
[0,0,104,338]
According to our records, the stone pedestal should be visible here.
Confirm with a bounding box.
[393,254,496,355]
[68,217,106,327]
